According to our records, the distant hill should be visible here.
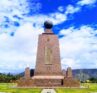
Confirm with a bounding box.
[72,69,97,81]
[73,69,97,78]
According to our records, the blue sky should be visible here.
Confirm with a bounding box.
[0,0,97,73]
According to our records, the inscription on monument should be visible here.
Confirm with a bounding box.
[45,46,52,65]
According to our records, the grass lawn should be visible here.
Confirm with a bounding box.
[0,83,97,93]
[56,83,97,93]
[0,83,42,93]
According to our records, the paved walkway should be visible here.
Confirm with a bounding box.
[41,89,56,93]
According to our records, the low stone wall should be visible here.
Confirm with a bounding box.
[63,77,80,87]
[17,78,34,87]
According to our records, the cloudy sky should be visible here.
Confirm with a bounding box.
[0,0,97,73]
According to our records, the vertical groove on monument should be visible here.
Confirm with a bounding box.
[34,21,62,76]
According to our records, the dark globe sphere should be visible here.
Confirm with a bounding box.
[44,20,53,29]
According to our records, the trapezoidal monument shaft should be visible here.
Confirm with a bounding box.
[34,21,62,76]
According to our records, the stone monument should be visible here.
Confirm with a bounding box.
[33,20,64,86]
[17,20,80,87]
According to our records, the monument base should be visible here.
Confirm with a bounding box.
[17,76,80,87]
[32,75,64,87]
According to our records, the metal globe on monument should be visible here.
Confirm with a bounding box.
[44,20,53,29]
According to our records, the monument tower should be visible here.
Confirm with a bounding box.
[34,21,62,76]
[17,21,80,87]
[33,21,64,86]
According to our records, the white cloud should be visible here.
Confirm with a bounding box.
[64,0,97,17]
[24,13,67,25]
[0,23,43,73]
[49,13,67,24]
[0,0,29,18]
[58,6,64,12]
[65,5,80,15]
[59,26,97,69]
[0,0,42,33]
[77,0,97,6]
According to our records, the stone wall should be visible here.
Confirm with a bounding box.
[17,78,34,87]
[63,77,80,87]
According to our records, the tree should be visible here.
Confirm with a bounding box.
[89,77,97,83]
[0,73,21,83]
